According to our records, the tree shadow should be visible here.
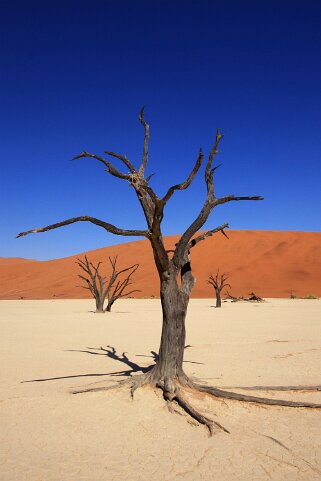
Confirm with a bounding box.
[21,345,204,383]
[66,345,158,377]
[88,310,132,314]
[21,346,156,383]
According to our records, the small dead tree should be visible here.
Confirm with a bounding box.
[225,291,241,302]
[17,109,321,434]
[225,291,263,302]
[208,270,231,307]
[247,292,263,302]
[106,260,139,312]
[76,256,139,313]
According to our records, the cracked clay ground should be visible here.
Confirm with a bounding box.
[1,298,320,480]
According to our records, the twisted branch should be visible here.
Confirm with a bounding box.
[104,151,135,173]
[162,149,204,204]
[189,223,229,249]
[205,129,224,197]
[16,216,149,238]
[72,152,130,180]
[138,107,150,175]
[216,195,264,205]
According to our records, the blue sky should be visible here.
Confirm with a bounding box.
[1,0,320,260]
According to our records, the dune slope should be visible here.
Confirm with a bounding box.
[0,230,320,299]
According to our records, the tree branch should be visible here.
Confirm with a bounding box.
[106,263,140,310]
[215,195,264,206]
[161,149,204,204]
[188,223,229,249]
[104,151,136,173]
[101,257,117,300]
[138,107,150,175]
[208,271,231,291]
[16,216,149,238]
[138,182,160,204]
[114,262,139,278]
[120,288,140,297]
[205,129,224,197]
[172,198,214,269]
[72,152,131,180]
[171,131,225,268]
[174,191,262,270]
[77,284,92,291]
[76,256,102,299]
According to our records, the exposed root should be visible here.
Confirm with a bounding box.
[166,399,183,416]
[149,372,229,435]
[175,391,230,435]
[71,371,154,397]
[71,371,321,435]
[222,385,321,392]
[193,383,321,408]
[130,372,151,398]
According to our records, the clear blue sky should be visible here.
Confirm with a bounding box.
[1,0,320,260]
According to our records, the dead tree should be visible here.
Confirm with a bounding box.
[106,260,139,312]
[225,291,263,302]
[76,256,139,313]
[17,109,321,434]
[208,270,231,307]
[225,291,242,302]
[248,292,263,302]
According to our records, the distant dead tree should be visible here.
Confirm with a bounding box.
[106,260,140,312]
[247,292,263,302]
[18,109,321,434]
[226,291,263,302]
[225,291,241,302]
[208,270,231,307]
[76,256,139,313]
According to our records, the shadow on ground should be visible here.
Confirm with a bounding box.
[21,345,203,383]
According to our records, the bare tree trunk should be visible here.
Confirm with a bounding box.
[215,288,222,308]
[96,296,105,313]
[106,301,114,312]
[147,276,189,397]
[147,248,194,396]
[76,256,139,313]
[208,271,230,308]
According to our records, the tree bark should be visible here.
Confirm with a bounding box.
[95,297,105,313]
[147,275,189,397]
[215,288,222,308]
[106,301,113,312]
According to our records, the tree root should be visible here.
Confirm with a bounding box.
[130,372,151,398]
[222,385,321,392]
[71,373,321,435]
[174,391,230,434]
[71,371,152,396]
[193,383,321,408]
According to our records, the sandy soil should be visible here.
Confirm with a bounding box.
[1,230,321,299]
[1,298,321,481]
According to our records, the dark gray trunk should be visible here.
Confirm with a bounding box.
[95,296,105,313]
[215,288,222,308]
[106,301,113,312]
[148,275,190,397]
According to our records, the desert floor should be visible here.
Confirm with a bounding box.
[1,298,321,481]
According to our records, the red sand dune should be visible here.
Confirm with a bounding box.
[0,230,320,299]
[0,257,35,265]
